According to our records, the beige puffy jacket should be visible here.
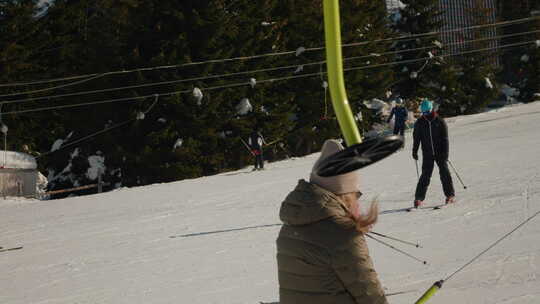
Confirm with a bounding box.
[276,180,387,304]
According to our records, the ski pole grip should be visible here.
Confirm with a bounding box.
[414,280,444,304]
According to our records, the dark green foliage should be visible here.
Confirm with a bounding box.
[392,0,443,100]
[2,0,529,196]
[446,0,499,114]
[497,0,540,103]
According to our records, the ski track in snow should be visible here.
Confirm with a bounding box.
[2,102,540,303]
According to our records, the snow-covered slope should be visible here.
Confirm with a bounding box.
[2,102,540,304]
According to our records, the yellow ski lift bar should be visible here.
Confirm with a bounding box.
[323,0,362,146]
[317,0,402,177]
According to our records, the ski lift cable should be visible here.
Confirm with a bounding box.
[0,73,106,98]
[2,28,537,107]
[0,15,537,89]
[319,62,329,118]
[0,62,310,105]
[1,40,536,116]
[35,95,159,159]
[445,210,540,282]
[415,209,540,304]
[344,40,535,72]
[343,29,540,64]
[2,41,535,116]
[342,15,540,49]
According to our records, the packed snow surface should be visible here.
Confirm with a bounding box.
[2,102,540,304]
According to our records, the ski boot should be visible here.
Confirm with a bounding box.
[445,196,455,204]
[414,200,423,209]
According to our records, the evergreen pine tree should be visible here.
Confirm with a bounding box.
[0,1,407,194]
[392,0,443,100]
[498,0,540,102]
[448,0,499,114]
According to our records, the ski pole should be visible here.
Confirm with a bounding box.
[448,160,467,189]
[369,231,422,248]
[366,234,427,265]
[240,138,255,156]
[0,246,23,253]
[386,289,418,297]
[415,209,540,303]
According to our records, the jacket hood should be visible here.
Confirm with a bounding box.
[279,180,352,226]
[422,111,438,122]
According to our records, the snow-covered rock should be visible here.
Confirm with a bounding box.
[485,77,494,89]
[173,138,183,150]
[193,87,203,105]
[295,47,306,57]
[86,155,105,181]
[236,98,252,115]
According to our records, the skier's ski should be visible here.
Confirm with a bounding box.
[406,206,432,212]
[0,246,23,253]
[433,198,459,210]
[406,204,447,212]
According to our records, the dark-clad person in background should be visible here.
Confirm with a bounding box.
[387,97,409,137]
[248,128,266,171]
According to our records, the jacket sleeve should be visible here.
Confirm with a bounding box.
[412,120,420,155]
[440,119,449,158]
[331,236,388,304]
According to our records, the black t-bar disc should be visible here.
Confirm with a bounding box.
[315,135,404,177]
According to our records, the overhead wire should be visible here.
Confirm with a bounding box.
[35,95,160,159]
[341,15,540,49]
[0,73,106,98]
[344,40,534,71]
[2,38,537,116]
[0,15,538,89]
[0,63,305,105]
[343,29,540,64]
[2,28,538,107]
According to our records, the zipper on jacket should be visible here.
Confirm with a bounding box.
[428,121,435,157]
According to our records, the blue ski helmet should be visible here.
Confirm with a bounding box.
[420,99,433,113]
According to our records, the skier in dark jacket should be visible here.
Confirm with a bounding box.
[412,99,455,208]
[387,98,408,137]
[248,128,266,170]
